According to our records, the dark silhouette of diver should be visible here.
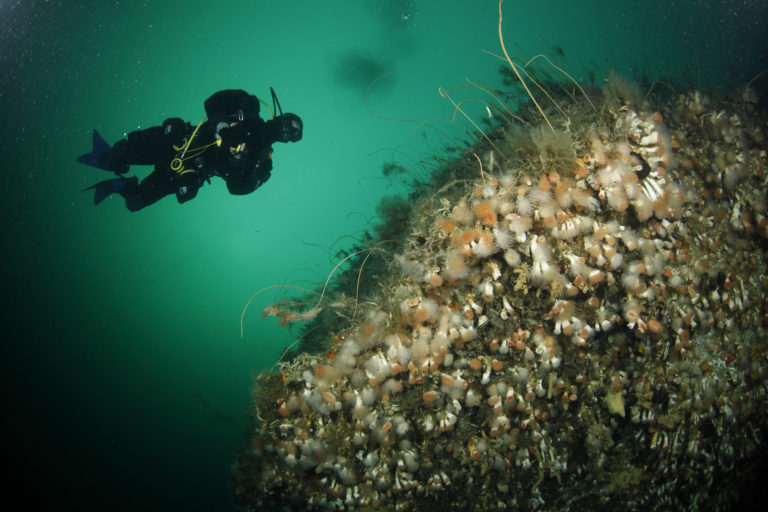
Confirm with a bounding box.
[77,89,303,211]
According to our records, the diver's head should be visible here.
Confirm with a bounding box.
[274,113,303,143]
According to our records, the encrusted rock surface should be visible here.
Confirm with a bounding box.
[234,80,768,511]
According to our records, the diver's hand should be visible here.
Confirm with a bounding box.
[219,124,250,148]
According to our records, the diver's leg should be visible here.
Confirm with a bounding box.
[119,168,176,212]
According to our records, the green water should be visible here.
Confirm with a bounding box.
[1,1,765,510]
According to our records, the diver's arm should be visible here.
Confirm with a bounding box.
[223,150,273,195]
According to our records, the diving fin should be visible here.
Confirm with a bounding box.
[76,130,112,171]
[84,177,131,205]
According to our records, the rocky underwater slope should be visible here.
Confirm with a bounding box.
[233,72,768,511]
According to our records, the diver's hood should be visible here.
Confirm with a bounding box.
[276,113,303,143]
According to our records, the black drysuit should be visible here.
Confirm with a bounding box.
[104,115,276,212]
[83,89,302,211]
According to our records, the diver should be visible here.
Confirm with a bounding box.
[77,88,303,211]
